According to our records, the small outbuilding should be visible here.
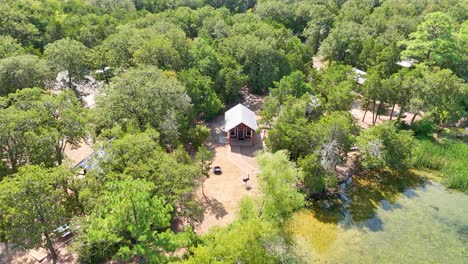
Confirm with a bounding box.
[224,104,258,146]
[352,68,367,85]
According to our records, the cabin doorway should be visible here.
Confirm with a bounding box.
[238,128,244,140]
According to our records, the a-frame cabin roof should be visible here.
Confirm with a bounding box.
[224,103,258,132]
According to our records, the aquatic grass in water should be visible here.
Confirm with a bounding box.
[412,139,468,192]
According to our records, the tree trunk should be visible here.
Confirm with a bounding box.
[426,48,432,60]
[258,198,266,217]
[362,110,367,122]
[74,191,86,216]
[371,99,376,125]
[4,241,8,253]
[11,159,17,173]
[44,232,57,264]
[374,103,382,124]
[55,144,63,165]
[68,73,73,90]
[410,112,418,124]
[201,182,206,198]
[389,104,396,120]
[102,67,109,84]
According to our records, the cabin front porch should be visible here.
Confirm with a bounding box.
[227,123,255,146]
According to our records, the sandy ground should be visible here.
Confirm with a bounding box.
[350,99,422,129]
[63,139,94,167]
[195,90,265,234]
[312,56,327,71]
[51,71,101,109]
[0,239,77,264]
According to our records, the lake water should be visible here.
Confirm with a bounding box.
[289,172,468,263]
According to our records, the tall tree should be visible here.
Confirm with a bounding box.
[381,68,413,120]
[195,145,214,198]
[318,21,369,64]
[270,70,311,104]
[400,12,463,77]
[183,211,290,263]
[0,165,67,264]
[0,88,87,173]
[265,97,314,160]
[0,2,41,47]
[0,54,53,95]
[421,67,467,125]
[178,68,223,120]
[96,66,192,145]
[361,69,385,125]
[74,178,192,263]
[312,64,354,112]
[44,38,90,94]
[257,150,304,224]
[302,4,335,53]
[93,129,203,221]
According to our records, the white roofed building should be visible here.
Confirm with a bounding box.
[352,68,367,85]
[224,104,258,146]
[396,59,417,68]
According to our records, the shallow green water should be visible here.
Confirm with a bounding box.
[289,173,468,263]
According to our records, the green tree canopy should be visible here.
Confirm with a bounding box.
[74,178,193,263]
[400,11,465,79]
[96,66,192,146]
[88,129,203,221]
[0,54,53,95]
[0,88,87,173]
[257,150,304,224]
[0,35,22,59]
[357,122,414,170]
[44,38,90,92]
[184,214,287,264]
[311,64,355,112]
[0,165,67,264]
[270,70,311,104]
[178,68,223,120]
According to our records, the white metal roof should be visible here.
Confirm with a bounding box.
[224,103,258,132]
[396,59,416,68]
[352,68,367,85]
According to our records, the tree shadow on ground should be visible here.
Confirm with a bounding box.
[202,197,228,220]
[0,245,40,264]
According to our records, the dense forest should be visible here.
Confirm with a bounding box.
[0,0,467,263]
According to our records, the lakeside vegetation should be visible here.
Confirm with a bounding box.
[0,0,466,263]
[413,137,468,192]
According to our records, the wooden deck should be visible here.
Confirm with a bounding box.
[229,138,255,146]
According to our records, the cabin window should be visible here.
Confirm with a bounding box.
[230,129,236,138]
[246,129,252,137]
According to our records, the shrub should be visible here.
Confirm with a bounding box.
[357,122,415,170]
[411,118,437,137]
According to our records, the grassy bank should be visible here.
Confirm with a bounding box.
[412,138,468,192]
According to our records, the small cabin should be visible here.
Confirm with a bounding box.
[224,104,258,146]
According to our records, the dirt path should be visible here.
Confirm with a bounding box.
[350,99,422,129]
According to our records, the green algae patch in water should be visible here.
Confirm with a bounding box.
[287,210,338,253]
[289,178,468,263]
[411,168,443,182]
